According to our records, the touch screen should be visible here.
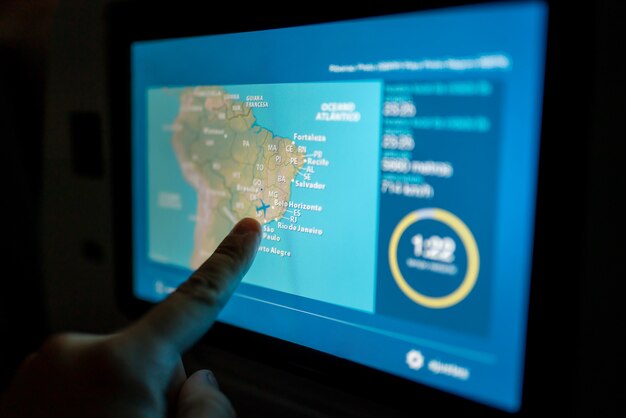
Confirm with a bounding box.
[131,2,547,411]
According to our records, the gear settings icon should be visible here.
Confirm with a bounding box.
[405,349,425,371]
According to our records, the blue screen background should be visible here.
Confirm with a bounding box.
[131,2,547,411]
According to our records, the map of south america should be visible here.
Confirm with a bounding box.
[148,81,382,312]
[169,86,305,268]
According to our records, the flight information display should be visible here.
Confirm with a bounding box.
[131,2,547,411]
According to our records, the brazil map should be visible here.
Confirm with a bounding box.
[148,82,382,311]
[169,86,306,268]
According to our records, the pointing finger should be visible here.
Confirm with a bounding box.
[125,218,261,357]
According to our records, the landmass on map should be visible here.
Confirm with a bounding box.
[169,86,306,268]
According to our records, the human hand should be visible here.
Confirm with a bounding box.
[0,218,262,418]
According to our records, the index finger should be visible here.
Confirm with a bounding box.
[125,217,262,357]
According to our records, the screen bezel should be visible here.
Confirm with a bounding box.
[107,1,587,416]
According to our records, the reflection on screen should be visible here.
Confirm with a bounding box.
[131,2,547,411]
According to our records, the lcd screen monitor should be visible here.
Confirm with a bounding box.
[129,1,547,412]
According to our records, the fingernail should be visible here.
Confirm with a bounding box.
[206,370,219,388]
[232,218,261,236]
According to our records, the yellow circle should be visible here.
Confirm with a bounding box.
[388,208,480,309]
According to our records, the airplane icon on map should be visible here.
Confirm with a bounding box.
[256,199,270,218]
